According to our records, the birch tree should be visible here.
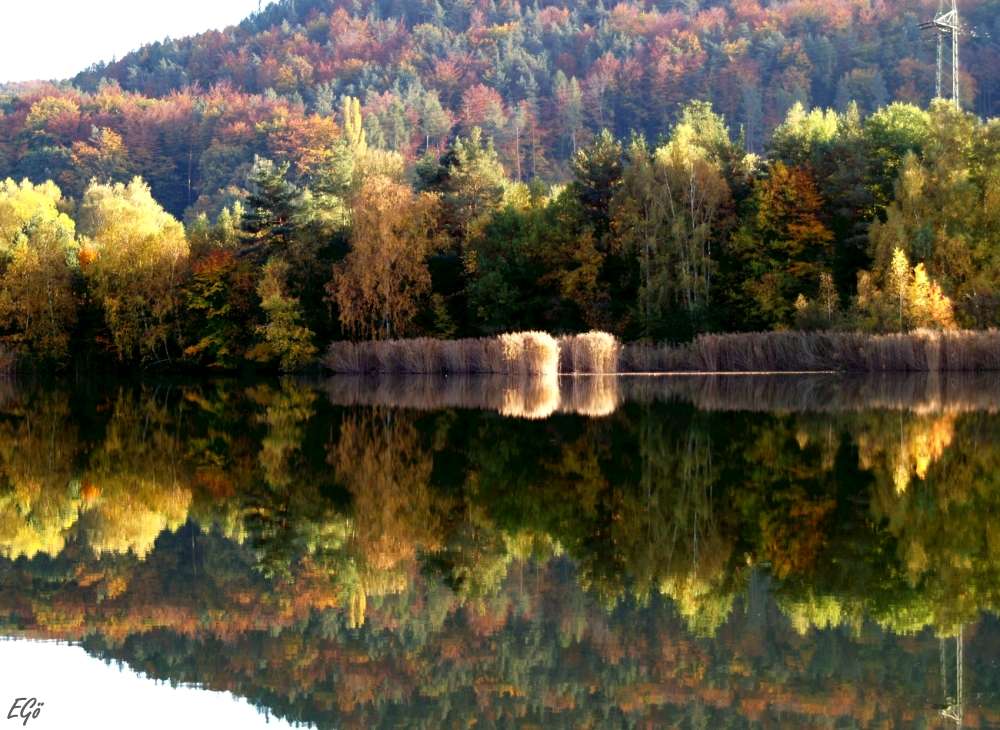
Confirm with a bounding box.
[329,175,442,339]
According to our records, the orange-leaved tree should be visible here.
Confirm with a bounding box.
[329,175,443,340]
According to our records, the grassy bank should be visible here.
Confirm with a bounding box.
[326,329,1000,375]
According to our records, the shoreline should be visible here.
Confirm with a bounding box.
[324,330,1000,375]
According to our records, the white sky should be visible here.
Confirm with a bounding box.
[0,640,308,729]
[0,0,264,83]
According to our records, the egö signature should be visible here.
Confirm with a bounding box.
[7,699,43,727]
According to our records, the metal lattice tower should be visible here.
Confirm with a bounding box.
[939,625,964,727]
[921,0,961,108]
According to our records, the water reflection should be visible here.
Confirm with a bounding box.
[326,371,1000,416]
[0,375,999,727]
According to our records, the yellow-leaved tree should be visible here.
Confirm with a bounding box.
[853,247,955,331]
[0,179,79,361]
[78,178,189,362]
[909,262,956,329]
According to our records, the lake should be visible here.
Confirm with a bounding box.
[0,373,998,728]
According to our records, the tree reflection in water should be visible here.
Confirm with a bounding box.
[0,374,998,727]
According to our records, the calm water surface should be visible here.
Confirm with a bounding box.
[1,373,999,728]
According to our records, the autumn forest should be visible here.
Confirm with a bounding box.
[0,0,998,370]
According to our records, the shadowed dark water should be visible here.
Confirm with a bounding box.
[1,374,999,728]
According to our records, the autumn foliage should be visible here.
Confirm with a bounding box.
[0,3,997,369]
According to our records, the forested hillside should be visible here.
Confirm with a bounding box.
[4,0,1000,217]
[0,0,998,369]
[73,0,1000,153]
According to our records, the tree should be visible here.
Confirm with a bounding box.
[417,90,453,152]
[0,179,78,361]
[187,202,244,258]
[570,129,623,239]
[611,137,660,333]
[909,262,955,329]
[70,126,131,191]
[769,103,839,168]
[78,178,189,362]
[835,68,888,116]
[868,103,999,326]
[554,72,584,155]
[852,247,955,332]
[652,118,732,317]
[305,141,356,234]
[887,247,911,332]
[794,271,840,330]
[239,157,300,255]
[182,249,257,368]
[437,128,508,246]
[460,84,507,140]
[612,110,733,336]
[251,256,317,371]
[341,96,367,155]
[466,189,604,334]
[862,103,931,211]
[329,175,443,339]
[728,163,833,329]
[0,178,71,243]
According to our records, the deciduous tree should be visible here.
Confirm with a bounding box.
[329,175,442,339]
[78,178,190,362]
[0,179,78,361]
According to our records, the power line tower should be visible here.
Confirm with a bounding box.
[920,0,961,108]
[938,625,964,727]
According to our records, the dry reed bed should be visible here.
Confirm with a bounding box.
[326,331,625,375]
[325,332,561,375]
[620,330,1000,373]
[327,329,1000,375]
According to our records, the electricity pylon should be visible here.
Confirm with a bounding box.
[939,625,964,726]
[920,0,961,108]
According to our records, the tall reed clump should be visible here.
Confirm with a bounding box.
[324,331,560,375]
[559,331,621,373]
[498,331,560,375]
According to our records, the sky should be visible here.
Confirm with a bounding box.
[0,0,264,83]
[0,640,306,729]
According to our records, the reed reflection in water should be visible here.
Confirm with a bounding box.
[323,373,619,419]
[324,371,1000,417]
